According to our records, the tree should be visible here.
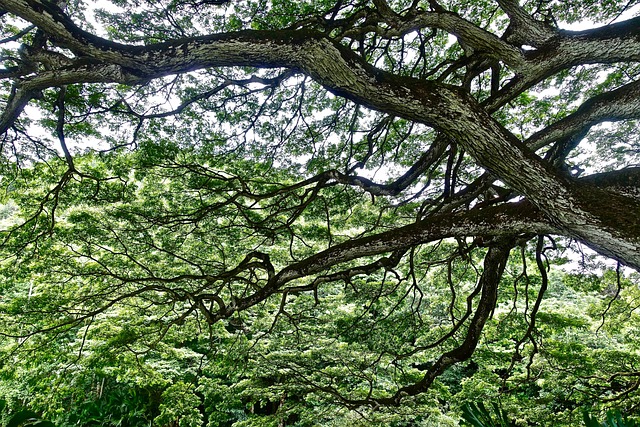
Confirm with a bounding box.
[0,0,639,424]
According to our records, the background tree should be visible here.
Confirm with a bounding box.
[0,0,639,425]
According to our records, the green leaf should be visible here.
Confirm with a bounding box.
[7,410,40,427]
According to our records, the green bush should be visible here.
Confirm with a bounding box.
[584,410,640,427]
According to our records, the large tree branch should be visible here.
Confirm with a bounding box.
[216,202,551,321]
[557,17,640,65]
[0,63,145,134]
[580,168,640,200]
[525,79,640,151]
[263,169,640,298]
[14,201,549,336]
[0,85,38,134]
[484,16,640,111]
[496,0,557,46]
[350,9,526,68]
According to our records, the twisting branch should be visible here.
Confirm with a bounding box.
[596,262,622,334]
[525,79,640,152]
[496,0,556,46]
[55,86,75,171]
[335,239,515,406]
[506,235,550,380]
[0,24,35,44]
[329,136,448,196]
[0,85,40,135]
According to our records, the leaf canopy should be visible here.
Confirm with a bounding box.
[0,0,640,425]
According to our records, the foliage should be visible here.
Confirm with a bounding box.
[155,383,203,427]
[1,0,640,426]
[584,410,640,427]
[0,401,56,427]
[460,404,640,427]
[460,402,517,427]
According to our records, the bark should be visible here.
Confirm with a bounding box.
[525,79,640,151]
[216,201,552,321]
[496,0,557,46]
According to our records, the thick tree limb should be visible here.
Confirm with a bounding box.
[348,10,526,68]
[216,166,640,320]
[217,202,551,321]
[496,0,557,46]
[525,79,640,151]
[580,168,640,200]
[0,85,37,134]
[484,16,640,110]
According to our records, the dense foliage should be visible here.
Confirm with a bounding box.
[0,0,639,425]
